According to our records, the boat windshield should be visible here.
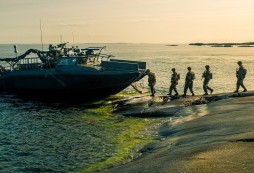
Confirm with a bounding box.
[58,58,77,65]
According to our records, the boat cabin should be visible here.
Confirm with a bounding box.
[57,55,99,66]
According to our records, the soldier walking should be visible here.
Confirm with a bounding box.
[146,69,156,96]
[183,67,195,96]
[202,65,213,95]
[235,61,247,93]
[169,68,179,96]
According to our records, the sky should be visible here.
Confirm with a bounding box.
[1,0,254,44]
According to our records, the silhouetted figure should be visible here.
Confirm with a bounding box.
[169,68,179,96]
[48,44,55,51]
[235,61,247,93]
[85,49,94,56]
[202,65,213,95]
[146,69,156,97]
[183,67,195,96]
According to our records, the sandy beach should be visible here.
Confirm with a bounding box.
[103,93,254,173]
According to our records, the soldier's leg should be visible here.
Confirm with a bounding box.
[153,85,156,95]
[173,84,179,95]
[203,82,208,95]
[240,80,247,91]
[241,84,247,91]
[169,84,173,95]
[150,85,155,96]
[174,87,179,95]
[183,83,188,96]
[149,84,154,96]
[242,84,247,91]
[189,82,195,96]
[207,86,213,94]
[235,79,241,92]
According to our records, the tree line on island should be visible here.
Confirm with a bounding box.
[189,42,254,47]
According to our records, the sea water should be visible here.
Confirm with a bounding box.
[0,43,254,172]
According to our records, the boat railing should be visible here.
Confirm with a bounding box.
[16,57,42,70]
[101,61,139,71]
[109,59,146,70]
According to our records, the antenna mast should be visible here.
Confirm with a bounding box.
[72,32,75,45]
[40,19,44,51]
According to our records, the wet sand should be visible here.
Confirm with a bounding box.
[104,92,254,173]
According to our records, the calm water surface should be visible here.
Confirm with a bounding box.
[0,43,254,172]
[0,94,122,172]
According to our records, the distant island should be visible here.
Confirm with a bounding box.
[238,45,254,47]
[189,42,254,47]
[166,44,178,46]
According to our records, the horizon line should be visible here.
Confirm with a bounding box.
[1,41,254,45]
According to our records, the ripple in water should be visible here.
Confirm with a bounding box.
[0,93,122,172]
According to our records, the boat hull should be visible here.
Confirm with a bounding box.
[0,69,143,101]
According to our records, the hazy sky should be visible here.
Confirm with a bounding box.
[1,0,254,44]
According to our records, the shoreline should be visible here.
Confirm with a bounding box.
[102,91,254,173]
[80,92,163,173]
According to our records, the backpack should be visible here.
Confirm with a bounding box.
[177,73,180,80]
[243,68,247,77]
[209,72,213,79]
[191,72,195,80]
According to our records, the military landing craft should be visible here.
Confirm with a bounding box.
[0,43,147,101]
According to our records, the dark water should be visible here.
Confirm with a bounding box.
[0,93,129,172]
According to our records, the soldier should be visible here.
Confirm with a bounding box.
[48,44,55,51]
[146,69,156,96]
[235,61,247,93]
[183,67,195,96]
[169,68,179,96]
[202,65,213,95]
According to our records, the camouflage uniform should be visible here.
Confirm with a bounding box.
[183,67,195,96]
[169,68,179,96]
[147,70,156,96]
[202,65,213,95]
[235,61,247,92]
